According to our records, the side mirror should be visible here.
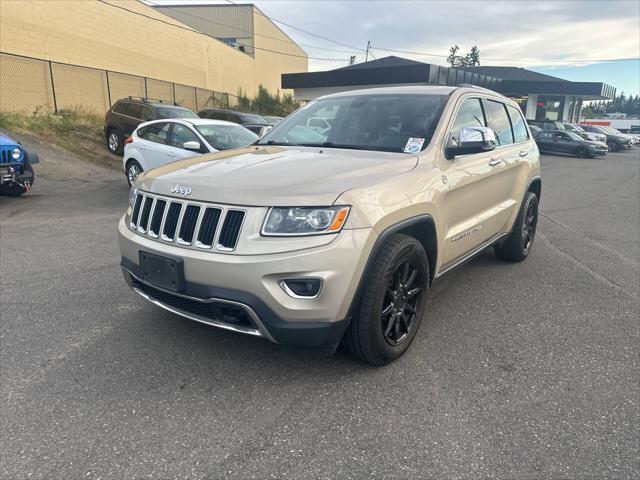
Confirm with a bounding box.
[258,126,272,138]
[183,141,201,151]
[445,126,497,159]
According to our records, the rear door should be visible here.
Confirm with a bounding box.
[136,122,173,169]
[123,104,155,137]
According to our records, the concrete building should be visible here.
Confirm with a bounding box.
[0,0,307,113]
[282,56,615,122]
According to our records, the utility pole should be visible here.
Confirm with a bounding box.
[365,40,371,62]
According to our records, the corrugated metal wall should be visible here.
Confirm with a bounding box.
[155,5,255,56]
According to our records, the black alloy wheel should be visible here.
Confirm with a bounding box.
[495,191,539,262]
[607,141,619,152]
[382,261,422,345]
[521,198,538,256]
[344,233,429,366]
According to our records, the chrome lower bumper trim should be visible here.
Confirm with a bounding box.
[123,269,277,343]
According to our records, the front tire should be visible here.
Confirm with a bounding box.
[344,234,429,366]
[125,159,143,187]
[607,141,619,152]
[575,147,590,158]
[495,191,539,262]
[107,128,123,155]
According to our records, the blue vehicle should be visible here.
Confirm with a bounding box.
[0,133,38,196]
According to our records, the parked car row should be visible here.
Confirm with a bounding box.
[527,119,637,158]
[104,97,282,156]
[103,97,284,184]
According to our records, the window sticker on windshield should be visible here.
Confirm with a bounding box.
[404,137,425,153]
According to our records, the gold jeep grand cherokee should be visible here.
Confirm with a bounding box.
[119,85,541,365]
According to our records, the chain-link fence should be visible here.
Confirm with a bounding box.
[0,51,233,115]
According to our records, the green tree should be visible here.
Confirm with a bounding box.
[466,46,481,66]
[447,45,460,67]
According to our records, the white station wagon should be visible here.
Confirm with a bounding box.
[123,118,258,186]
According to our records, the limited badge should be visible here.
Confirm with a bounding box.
[403,137,425,154]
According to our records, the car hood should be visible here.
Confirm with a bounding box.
[0,133,19,147]
[136,145,418,206]
[586,140,608,147]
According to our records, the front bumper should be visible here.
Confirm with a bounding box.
[119,215,375,348]
[1,162,28,185]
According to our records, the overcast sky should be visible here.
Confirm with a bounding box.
[149,0,640,96]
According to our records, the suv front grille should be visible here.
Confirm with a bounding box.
[129,192,245,252]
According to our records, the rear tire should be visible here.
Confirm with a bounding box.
[125,159,143,187]
[344,234,429,366]
[495,191,538,262]
[107,128,123,155]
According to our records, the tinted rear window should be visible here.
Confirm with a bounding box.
[154,106,198,119]
[113,102,130,115]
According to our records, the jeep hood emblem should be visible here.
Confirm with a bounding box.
[170,184,192,196]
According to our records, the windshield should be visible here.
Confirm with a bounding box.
[155,106,198,119]
[561,131,584,141]
[565,124,584,132]
[603,127,623,134]
[195,124,258,150]
[259,94,448,153]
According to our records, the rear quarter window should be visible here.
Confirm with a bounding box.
[507,105,529,143]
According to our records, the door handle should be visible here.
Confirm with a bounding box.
[488,158,503,167]
[168,152,178,157]
[519,151,529,157]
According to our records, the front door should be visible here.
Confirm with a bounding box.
[166,123,203,162]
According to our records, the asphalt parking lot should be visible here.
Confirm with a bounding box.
[1,136,639,479]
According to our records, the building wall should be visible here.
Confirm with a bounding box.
[251,6,308,95]
[0,0,306,110]
[155,5,255,56]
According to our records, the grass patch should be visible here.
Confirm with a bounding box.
[0,105,120,170]
[0,106,103,148]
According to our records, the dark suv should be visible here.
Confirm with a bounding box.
[104,98,198,155]
[197,109,270,136]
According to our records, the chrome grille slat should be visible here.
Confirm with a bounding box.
[196,207,222,249]
[137,196,153,233]
[129,193,245,252]
[148,199,166,238]
[177,205,201,245]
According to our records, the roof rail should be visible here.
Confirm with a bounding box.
[127,96,179,106]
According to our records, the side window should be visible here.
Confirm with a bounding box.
[127,104,144,120]
[450,98,486,146]
[140,122,171,145]
[169,124,199,149]
[487,100,514,146]
[113,102,129,115]
[507,105,529,143]
[141,106,155,122]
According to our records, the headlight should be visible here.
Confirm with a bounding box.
[128,186,138,209]
[12,147,21,160]
[262,206,350,236]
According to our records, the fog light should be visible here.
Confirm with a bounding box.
[280,278,322,298]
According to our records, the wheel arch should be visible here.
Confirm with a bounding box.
[346,215,437,319]
[527,176,541,202]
